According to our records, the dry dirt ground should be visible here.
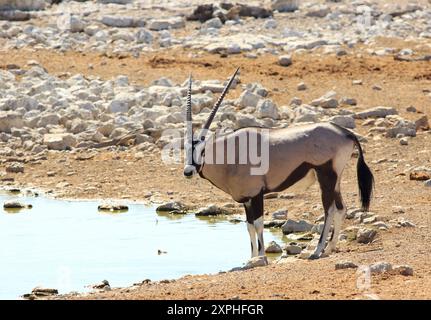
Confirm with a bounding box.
[1,42,430,300]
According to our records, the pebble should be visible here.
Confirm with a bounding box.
[265,241,283,254]
[195,204,231,216]
[98,204,129,212]
[3,200,32,209]
[156,201,187,213]
[281,219,314,234]
[278,55,292,67]
[284,244,302,255]
[356,228,377,244]
[297,82,307,91]
[370,261,392,274]
[393,265,413,276]
[335,261,358,270]
[399,137,409,145]
[5,162,24,173]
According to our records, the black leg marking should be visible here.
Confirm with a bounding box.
[258,240,262,253]
[244,192,264,224]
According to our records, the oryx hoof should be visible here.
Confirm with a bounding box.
[308,253,321,260]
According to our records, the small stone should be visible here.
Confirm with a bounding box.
[278,55,292,67]
[393,265,413,276]
[392,206,405,214]
[98,204,129,212]
[284,244,302,255]
[241,256,268,270]
[372,85,382,91]
[195,204,230,216]
[335,261,358,270]
[370,262,392,274]
[406,106,417,113]
[31,287,58,296]
[282,219,314,234]
[272,209,288,220]
[399,137,409,145]
[425,179,431,187]
[340,97,357,106]
[5,162,24,173]
[356,228,377,244]
[265,241,283,254]
[3,201,32,209]
[297,82,307,91]
[156,201,187,213]
[352,80,363,85]
[396,218,416,228]
[90,280,110,289]
[271,0,298,12]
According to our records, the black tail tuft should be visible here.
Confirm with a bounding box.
[357,152,374,212]
[329,122,374,212]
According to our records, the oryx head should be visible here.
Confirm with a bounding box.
[183,68,240,178]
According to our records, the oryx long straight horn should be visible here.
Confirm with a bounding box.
[199,67,240,140]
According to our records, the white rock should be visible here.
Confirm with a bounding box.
[0,111,23,133]
[237,90,261,108]
[284,244,302,255]
[356,228,377,244]
[235,114,260,129]
[204,17,223,29]
[393,265,413,276]
[265,241,283,253]
[256,99,279,119]
[370,262,392,274]
[271,0,298,12]
[101,16,136,28]
[43,133,77,150]
[37,113,60,127]
[282,219,313,234]
[354,107,398,119]
[107,100,129,113]
[328,115,356,129]
[335,261,358,270]
[306,5,330,18]
[148,17,185,31]
[278,55,292,67]
[135,28,153,44]
[272,209,288,220]
[241,256,268,270]
[57,14,85,33]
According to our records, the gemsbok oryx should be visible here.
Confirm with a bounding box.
[183,68,374,260]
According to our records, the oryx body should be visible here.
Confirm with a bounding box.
[184,69,374,260]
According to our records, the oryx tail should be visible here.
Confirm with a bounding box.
[333,123,374,212]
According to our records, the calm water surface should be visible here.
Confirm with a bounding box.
[0,192,286,299]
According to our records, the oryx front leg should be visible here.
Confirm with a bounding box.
[246,221,258,257]
[254,216,264,256]
[244,193,265,258]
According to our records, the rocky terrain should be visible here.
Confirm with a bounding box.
[0,0,430,300]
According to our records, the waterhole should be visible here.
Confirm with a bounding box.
[0,191,286,299]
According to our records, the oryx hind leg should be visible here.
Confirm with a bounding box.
[325,191,346,253]
[309,161,337,260]
[244,193,264,258]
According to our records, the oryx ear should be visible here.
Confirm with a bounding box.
[199,67,240,140]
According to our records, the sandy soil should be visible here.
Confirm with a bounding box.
[1,43,430,300]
